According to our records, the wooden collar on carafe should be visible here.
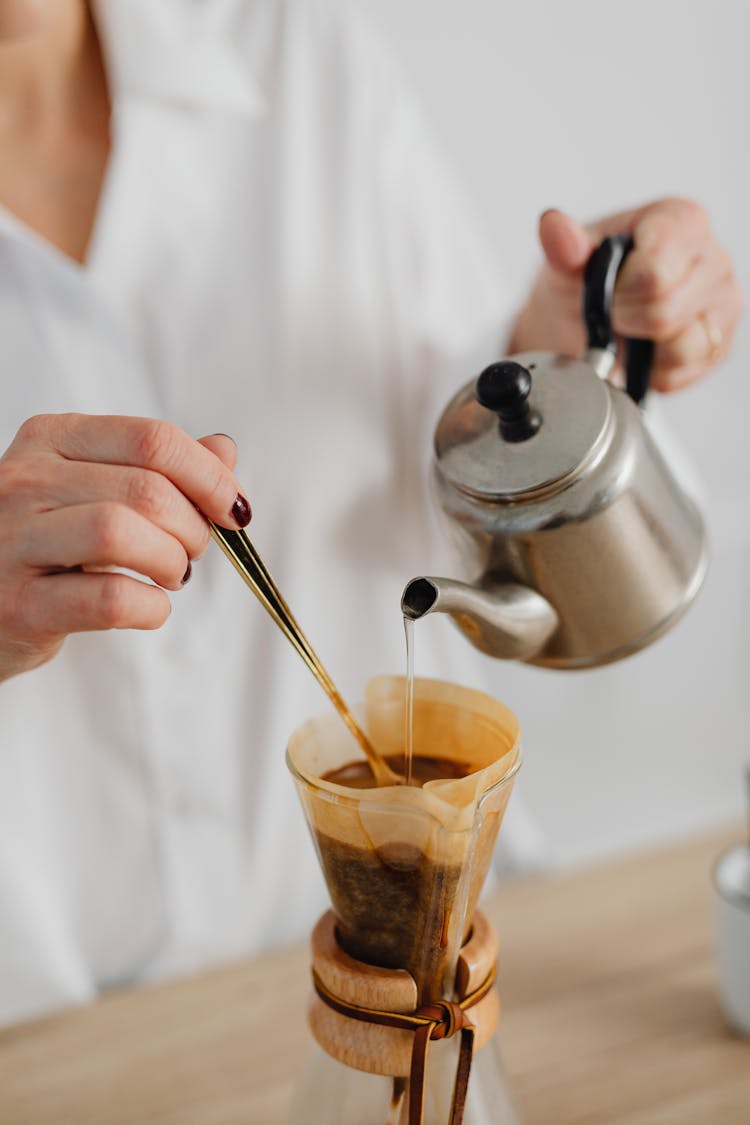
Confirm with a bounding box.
[309,910,500,1125]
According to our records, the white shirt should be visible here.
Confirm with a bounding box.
[0,0,528,1026]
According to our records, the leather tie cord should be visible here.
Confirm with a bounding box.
[312,962,497,1125]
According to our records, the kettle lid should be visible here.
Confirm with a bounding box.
[434,353,613,500]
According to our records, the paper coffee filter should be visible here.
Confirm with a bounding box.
[287,676,520,999]
[288,676,519,853]
[365,675,519,806]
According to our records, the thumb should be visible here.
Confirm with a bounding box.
[198,432,238,470]
[538,208,596,275]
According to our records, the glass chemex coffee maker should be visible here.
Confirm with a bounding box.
[286,675,522,1125]
[208,518,520,1123]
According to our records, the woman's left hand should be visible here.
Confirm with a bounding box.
[510,198,743,391]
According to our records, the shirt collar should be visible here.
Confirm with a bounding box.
[91,0,266,116]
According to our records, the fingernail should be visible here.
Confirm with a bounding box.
[181,560,192,585]
[231,493,252,528]
[211,433,237,445]
[539,208,562,221]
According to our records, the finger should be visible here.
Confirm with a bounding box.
[22,503,191,591]
[650,280,742,392]
[539,200,708,295]
[20,572,171,636]
[539,198,711,295]
[538,202,662,276]
[538,209,595,275]
[198,433,238,470]
[612,244,734,341]
[598,199,712,303]
[15,415,251,529]
[539,200,720,342]
[585,196,710,246]
[5,459,213,558]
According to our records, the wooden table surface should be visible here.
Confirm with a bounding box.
[1,828,748,1125]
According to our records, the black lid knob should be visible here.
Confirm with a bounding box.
[475,361,541,442]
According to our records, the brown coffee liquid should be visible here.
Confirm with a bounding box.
[317,752,474,1001]
[313,830,462,1001]
[323,753,471,789]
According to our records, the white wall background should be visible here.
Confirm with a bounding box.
[357,0,750,868]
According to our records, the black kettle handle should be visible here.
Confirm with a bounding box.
[583,233,655,406]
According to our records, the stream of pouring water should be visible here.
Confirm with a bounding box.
[386,620,415,1119]
[403,615,415,785]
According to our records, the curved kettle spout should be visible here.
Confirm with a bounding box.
[401,577,559,663]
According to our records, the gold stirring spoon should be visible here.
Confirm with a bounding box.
[208,522,402,787]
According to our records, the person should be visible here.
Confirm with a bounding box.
[0,0,741,1028]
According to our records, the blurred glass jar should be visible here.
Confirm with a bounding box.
[714,834,750,1038]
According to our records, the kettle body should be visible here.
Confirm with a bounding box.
[426,356,707,668]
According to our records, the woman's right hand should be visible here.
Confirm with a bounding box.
[0,415,250,684]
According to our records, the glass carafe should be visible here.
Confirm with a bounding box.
[286,676,522,1125]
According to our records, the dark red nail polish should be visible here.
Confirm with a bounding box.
[181,560,192,585]
[231,493,252,528]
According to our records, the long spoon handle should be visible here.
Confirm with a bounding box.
[208,522,399,785]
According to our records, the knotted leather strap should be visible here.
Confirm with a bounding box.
[312,962,497,1125]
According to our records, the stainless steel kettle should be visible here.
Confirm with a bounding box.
[401,235,708,669]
